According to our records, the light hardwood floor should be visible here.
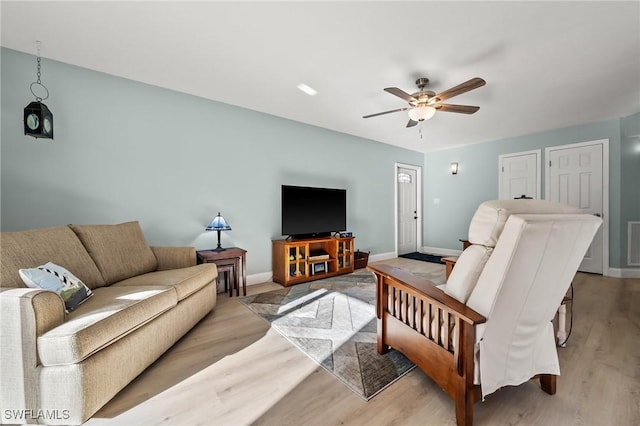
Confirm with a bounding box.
[86,258,640,426]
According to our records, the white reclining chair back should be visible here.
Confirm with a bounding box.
[462,200,602,397]
[443,199,582,305]
[369,199,602,426]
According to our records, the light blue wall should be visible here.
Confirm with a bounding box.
[620,112,640,266]
[1,48,423,275]
[423,115,640,269]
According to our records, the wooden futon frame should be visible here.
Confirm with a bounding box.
[368,264,557,426]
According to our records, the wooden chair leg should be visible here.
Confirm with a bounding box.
[540,374,557,395]
[377,318,389,354]
[455,390,474,426]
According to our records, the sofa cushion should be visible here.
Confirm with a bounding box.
[443,245,493,303]
[468,199,580,247]
[1,226,106,289]
[37,285,177,366]
[113,264,217,301]
[69,221,159,285]
[19,262,93,313]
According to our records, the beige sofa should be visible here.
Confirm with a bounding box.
[0,221,218,425]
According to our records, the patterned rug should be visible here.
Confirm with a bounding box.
[239,268,444,400]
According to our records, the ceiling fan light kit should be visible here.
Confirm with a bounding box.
[364,77,486,129]
[408,105,436,122]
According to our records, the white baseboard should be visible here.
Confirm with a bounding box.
[247,271,273,286]
[606,268,640,278]
[369,251,396,263]
[421,246,463,257]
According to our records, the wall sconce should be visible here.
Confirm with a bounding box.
[450,162,459,175]
[24,41,53,140]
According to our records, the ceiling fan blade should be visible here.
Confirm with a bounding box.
[362,107,409,119]
[435,104,480,114]
[384,87,418,103]
[434,78,486,102]
[406,119,418,128]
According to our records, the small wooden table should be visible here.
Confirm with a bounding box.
[197,247,247,296]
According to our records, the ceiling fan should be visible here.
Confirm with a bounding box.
[363,77,486,127]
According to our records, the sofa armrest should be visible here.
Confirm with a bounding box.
[1,288,65,420]
[151,246,196,270]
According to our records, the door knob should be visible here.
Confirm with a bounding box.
[593,213,602,217]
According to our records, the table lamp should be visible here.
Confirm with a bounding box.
[206,212,232,251]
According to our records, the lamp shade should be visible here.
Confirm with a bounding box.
[408,105,436,122]
[206,212,231,231]
[206,212,232,251]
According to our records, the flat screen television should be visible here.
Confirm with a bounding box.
[281,185,347,239]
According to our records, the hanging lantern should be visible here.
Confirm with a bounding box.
[24,41,53,140]
[24,101,53,139]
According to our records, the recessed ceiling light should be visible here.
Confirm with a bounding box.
[297,83,317,96]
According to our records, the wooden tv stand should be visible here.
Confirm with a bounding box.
[272,236,355,286]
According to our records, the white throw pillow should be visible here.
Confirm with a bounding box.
[467,199,580,247]
[19,262,93,313]
[444,245,492,303]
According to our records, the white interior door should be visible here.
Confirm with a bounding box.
[499,150,541,199]
[397,167,418,255]
[547,142,604,274]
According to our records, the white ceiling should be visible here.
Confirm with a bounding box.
[2,1,639,153]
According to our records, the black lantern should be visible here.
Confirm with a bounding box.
[24,41,53,140]
[24,101,53,139]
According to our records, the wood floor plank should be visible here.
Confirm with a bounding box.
[85,259,640,426]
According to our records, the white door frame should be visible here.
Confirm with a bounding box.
[394,162,422,256]
[498,149,542,199]
[544,138,609,276]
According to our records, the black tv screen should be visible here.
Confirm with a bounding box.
[282,185,346,238]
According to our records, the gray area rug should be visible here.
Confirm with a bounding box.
[239,268,444,400]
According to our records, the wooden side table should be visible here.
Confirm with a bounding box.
[197,247,247,296]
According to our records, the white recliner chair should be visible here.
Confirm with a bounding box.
[369,199,602,426]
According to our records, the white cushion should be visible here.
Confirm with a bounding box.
[443,245,492,303]
[468,199,579,247]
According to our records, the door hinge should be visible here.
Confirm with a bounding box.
[549,160,552,167]
[501,166,504,172]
